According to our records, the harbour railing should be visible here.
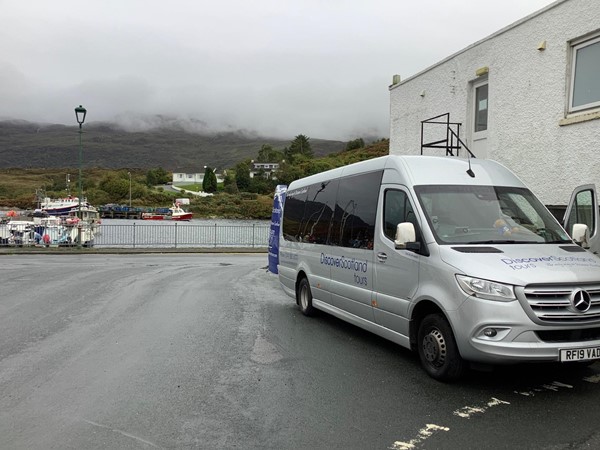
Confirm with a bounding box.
[0,222,271,249]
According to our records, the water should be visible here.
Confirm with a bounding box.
[95,218,271,249]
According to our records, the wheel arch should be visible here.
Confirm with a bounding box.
[409,299,447,352]
[295,270,308,305]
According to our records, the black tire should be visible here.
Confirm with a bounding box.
[417,313,466,381]
[297,277,316,316]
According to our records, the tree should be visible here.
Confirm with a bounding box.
[223,171,239,194]
[257,144,284,163]
[275,162,306,186]
[235,162,251,192]
[284,134,313,163]
[346,138,365,151]
[99,174,130,202]
[146,167,170,186]
[249,176,274,195]
[202,167,218,193]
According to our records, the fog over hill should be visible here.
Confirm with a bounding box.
[0,117,348,170]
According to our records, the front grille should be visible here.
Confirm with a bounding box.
[536,327,600,343]
[520,284,600,323]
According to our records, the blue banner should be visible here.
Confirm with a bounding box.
[268,185,287,274]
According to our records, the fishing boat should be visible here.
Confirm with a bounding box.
[0,220,37,246]
[31,212,65,246]
[67,205,102,233]
[30,209,97,247]
[142,203,193,221]
[40,196,90,216]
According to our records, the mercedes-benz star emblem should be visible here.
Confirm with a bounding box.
[571,289,592,313]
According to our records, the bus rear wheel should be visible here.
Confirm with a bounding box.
[297,277,315,316]
[417,313,465,381]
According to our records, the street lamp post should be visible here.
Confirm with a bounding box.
[128,171,132,207]
[74,105,87,247]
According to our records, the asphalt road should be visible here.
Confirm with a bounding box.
[1,254,599,449]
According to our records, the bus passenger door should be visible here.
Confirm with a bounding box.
[372,188,421,338]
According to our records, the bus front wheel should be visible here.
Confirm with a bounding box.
[417,313,465,381]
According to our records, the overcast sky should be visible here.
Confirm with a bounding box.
[1,0,555,140]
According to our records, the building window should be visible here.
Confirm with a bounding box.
[569,34,600,113]
[474,83,488,132]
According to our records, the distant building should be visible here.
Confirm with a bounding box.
[250,162,280,179]
[388,0,600,207]
[172,168,224,185]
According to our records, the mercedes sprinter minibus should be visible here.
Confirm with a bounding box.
[277,155,600,381]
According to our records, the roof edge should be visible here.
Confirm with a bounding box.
[389,0,567,90]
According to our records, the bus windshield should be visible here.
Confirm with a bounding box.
[414,185,572,245]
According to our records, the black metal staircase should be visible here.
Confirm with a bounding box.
[420,113,475,158]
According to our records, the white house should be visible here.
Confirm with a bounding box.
[172,168,225,185]
[250,162,280,179]
[389,0,600,208]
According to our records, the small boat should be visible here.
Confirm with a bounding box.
[142,203,193,221]
[60,216,96,247]
[67,205,102,233]
[32,212,65,246]
[0,220,37,246]
[30,209,98,247]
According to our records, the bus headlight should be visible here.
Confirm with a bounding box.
[456,275,516,302]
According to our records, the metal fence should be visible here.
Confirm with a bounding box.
[0,222,271,249]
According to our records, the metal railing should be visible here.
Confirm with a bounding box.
[420,113,476,158]
[0,222,271,249]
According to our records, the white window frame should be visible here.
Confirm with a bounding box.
[471,77,489,141]
[568,33,600,113]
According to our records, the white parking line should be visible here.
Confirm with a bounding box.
[390,424,450,450]
[584,374,600,383]
[391,372,596,449]
[515,380,574,396]
[453,397,510,418]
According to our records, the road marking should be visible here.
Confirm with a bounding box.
[515,380,573,396]
[551,381,573,389]
[82,419,160,448]
[584,374,600,383]
[391,373,594,449]
[453,397,510,418]
[390,424,450,450]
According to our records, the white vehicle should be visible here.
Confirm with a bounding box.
[277,155,600,381]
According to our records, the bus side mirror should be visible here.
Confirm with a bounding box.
[572,223,590,249]
[395,222,416,249]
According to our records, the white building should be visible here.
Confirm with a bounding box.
[389,0,600,208]
[172,169,224,185]
[250,162,280,179]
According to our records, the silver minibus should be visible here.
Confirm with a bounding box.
[277,155,600,381]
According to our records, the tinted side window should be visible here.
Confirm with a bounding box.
[300,179,339,244]
[383,189,417,240]
[330,171,382,249]
[282,187,308,241]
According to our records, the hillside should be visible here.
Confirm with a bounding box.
[0,120,346,170]
[0,139,390,213]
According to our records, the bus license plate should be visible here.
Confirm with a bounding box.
[560,347,600,362]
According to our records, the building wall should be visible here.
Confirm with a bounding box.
[389,0,600,205]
